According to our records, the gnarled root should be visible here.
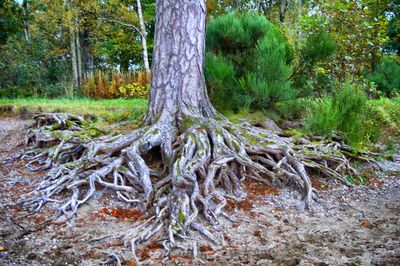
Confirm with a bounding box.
[19,113,358,261]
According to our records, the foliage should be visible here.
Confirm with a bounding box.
[81,70,150,99]
[293,31,336,96]
[300,0,390,80]
[0,1,71,90]
[69,0,155,72]
[275,98,310,121]
[205,53,240,111]
[386,0,400,55]
[118,83,149,99]
[367,97,400,135]
[205,13,294,112]
[302,32,337,64]
[0,0,22,44]
[304,82,380,148]
[368,56,400,97]
[0,83,77,99]
[0,0,155,91]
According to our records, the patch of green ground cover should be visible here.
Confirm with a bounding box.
[226,95,400,152]
[0,98,148,123]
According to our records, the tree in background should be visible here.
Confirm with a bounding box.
[0,0,71,94]
[205,13,294,112]
[386,0,400,55]
[368,56,400,96]
[0,0,155,94]
[292,31,337,96]
[300,0,390,80]
[0,0,22,44]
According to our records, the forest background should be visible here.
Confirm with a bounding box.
[0,0,399,153]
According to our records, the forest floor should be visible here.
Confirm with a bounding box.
[0,116,399,266]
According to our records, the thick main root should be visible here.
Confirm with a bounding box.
[18,113,361,261]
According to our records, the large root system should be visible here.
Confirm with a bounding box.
[18,113,366,261]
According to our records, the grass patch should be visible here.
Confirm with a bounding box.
[0,98,148,123]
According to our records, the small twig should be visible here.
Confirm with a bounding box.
[89,234,115,243]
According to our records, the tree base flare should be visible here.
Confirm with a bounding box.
[18,113,360,261]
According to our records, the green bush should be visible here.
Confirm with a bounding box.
[368,56,400,97]
[367,97,400,135]
[0,83,76,98]
[304,82,380,148]
[293,31,336,96]
[205,13,294,113]
[275,98,311,120]
[302,32,337,64]
[205,53,241,111]
[118,83,149,99]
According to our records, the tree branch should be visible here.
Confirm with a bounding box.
[98,17,143,37]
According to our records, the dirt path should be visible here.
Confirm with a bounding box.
[0,117,399,266]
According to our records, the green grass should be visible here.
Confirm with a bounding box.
[0,98,148,123]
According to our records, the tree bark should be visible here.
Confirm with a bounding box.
[136,0,150,72]
[76,28,83,85]
[65,0,79,88]
[22,0,30,43]
[145,0,215,125]
[69,27,79,88]
[279,0,288,22]
[297,0,303,38]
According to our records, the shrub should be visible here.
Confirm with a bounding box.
[80,70,151,99]
[302,32,337,64]
[304,82,380,148]
[275,98,310,120]
[293,31,336,96]
[367,97,400,135]
[205,13,294,113]
[118,83,149,99]
[205,53,240,111]
[0,82,74,98]
[368,56,400,97]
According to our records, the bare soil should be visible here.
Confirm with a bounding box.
[0,117,399,266]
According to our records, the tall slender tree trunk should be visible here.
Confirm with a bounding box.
[76,28,84,85]
[145,0,215,125]
[65,0,79,88]
[136,0,150,72]
[69,28,79,88]
[22,0,30,43]
[279,0,288,22]
[298,0,303,38]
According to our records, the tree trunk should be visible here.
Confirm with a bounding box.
[69,27,79,88]
[297,0,303,38]
[82,29,94,77]
[65,0,79,88]
[136,0,150,72]
[76,28,83,85]
[22,0,30,43]
[279,0,288,22]
[145,0,215,125]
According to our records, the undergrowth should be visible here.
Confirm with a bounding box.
[0,98,148,123]
[303,83,376,149]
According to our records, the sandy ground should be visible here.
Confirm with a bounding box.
[0,117,399,266]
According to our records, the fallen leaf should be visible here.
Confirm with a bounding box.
[0,246,6,252]
[361,220,369,228]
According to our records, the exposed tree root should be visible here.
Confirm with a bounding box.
[17,113,366,262]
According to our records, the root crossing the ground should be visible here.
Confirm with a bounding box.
[17,113,365,261]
